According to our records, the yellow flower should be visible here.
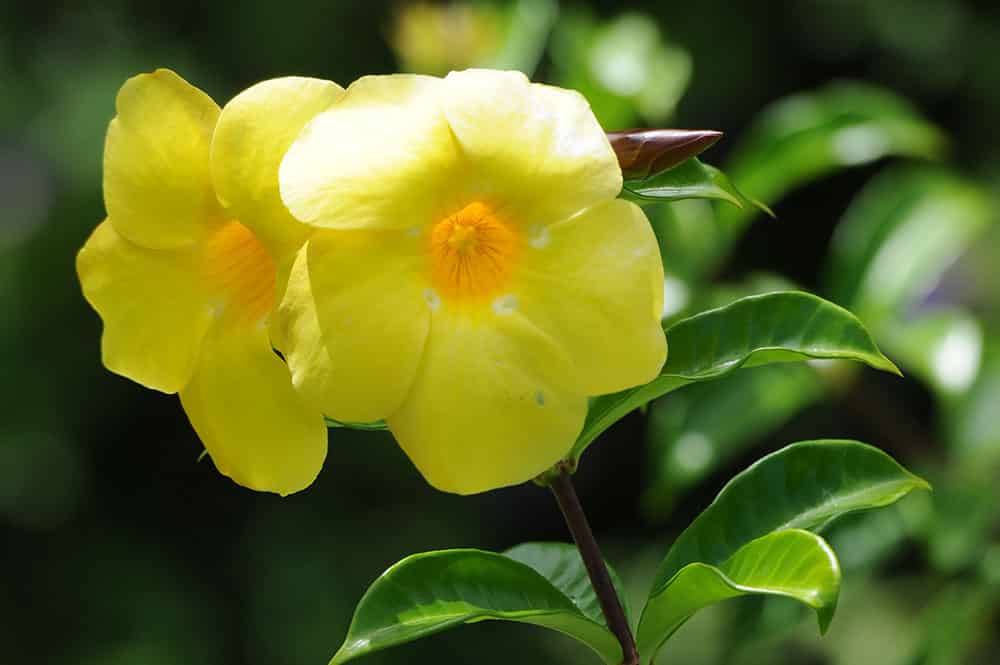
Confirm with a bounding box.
[77,69,344,495]
[278,69,667,494]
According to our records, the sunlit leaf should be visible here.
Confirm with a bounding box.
[636,529,841,664]
[621,158,770,213]
[330,549,621,665]
[571,291,897,462]
[636,439,929,661]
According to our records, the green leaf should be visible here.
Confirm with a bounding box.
[650,439,928,589]
[723,82,945,228]
[621,158,770,214]
[636,529,841,663]
[637,439,929,662]
[504,542,632,627]
[330,549,621,665]
[824,168,992,328]
[571,291,897,462]
[324,417,388,431]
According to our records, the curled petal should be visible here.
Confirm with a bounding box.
[180,321,328,496]
[280,74,464,230]
[279,230,431,422]
[440,69,622,225]
[76,220,213,393]
[103,69,223,250]
[211,76,344,265]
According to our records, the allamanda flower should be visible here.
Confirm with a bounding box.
[278,69,667,494]
[77,69,344,495]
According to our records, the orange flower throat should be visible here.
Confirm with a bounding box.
[429,201,518,302]
[203,221,276,324]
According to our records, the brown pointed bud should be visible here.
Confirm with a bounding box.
[607,128,723,180]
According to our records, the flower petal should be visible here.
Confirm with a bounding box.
[279,229,431,422]
[76,220,214,393]
[515,199,667,394]
[279,74,465,230]
[103,69,223,250]
[211,76,344,264]
[179,321,328,496]
[440,69,622,226]
[387,308,588,495]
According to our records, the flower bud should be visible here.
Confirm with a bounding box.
[607,128,723,180]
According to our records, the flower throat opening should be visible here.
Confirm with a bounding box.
[203,221,276,324]
[429,201,518,303]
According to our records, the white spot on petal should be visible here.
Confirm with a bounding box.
[492,294,518,315]
[534,390,546,406]
[528,224,550,249]
[406,226,422,238]
[423,288,441,310]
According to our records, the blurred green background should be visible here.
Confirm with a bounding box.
[2,1,999,664]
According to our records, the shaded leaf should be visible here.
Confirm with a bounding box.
[504,542,632,626]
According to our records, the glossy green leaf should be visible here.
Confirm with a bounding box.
[636,529,841,663]
[504,542,632,626]
[637,439,929,662]
[330,549,621,665]
[621,158,770,214]
[651,440,928,587]
[825,168,992,327]
[571,291,897,462]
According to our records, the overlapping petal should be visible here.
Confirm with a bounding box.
[179,322,328,496]
[387,308,588,494]
[103,69,223,250]
[211,76,344,264]
[76,220,214,393]
[514,199,667,394]
[440,69,622,226]
[280,229,431,422]
[280,74,465,231]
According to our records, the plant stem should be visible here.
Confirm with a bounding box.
[548,467,640,665]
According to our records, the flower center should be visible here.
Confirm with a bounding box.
[429,201,518,302]
[203,221,276,325]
